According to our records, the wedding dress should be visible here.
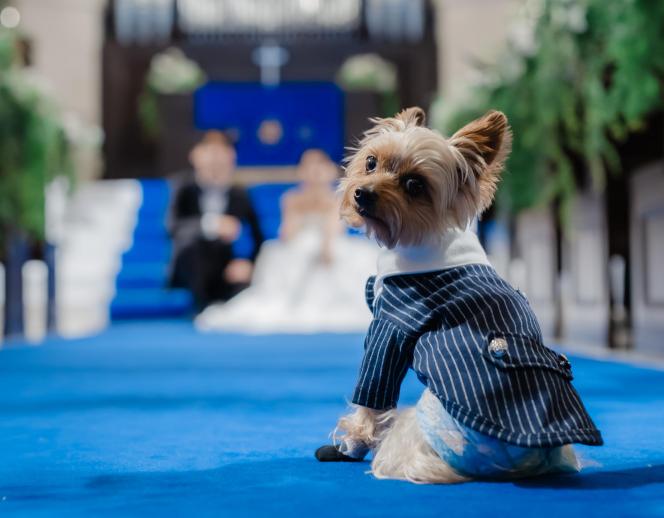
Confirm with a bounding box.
[195,216,380,333]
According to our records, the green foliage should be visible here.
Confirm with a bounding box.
[0,29,73,247]
[434,0,664,218]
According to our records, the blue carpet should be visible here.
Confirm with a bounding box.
[1,321,663,517]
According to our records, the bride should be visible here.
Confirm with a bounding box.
[195,150,380,334]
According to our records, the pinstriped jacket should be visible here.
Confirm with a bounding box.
[351,262,603,449]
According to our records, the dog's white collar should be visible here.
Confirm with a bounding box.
[373,228,490,297]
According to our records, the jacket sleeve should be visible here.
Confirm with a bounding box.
[167,183,202,246]
[228,187,265,262]
[245,195,265,262]
[365,276,376,313]
[352,319,414,410]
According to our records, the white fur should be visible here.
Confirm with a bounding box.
[335,403,464,483]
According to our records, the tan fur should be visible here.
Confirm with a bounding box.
[448,110,512,214]
[334,405,396,450]
[339,108,512,248]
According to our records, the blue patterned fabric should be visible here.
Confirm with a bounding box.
[352,264,603,448]
[416,388,578,479]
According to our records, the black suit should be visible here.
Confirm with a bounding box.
[168,180,264,308]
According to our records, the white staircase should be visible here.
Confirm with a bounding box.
[54,180,141,338]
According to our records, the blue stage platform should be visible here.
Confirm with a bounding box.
[1,321,663,517]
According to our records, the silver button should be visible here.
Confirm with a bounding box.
[488,337,508,358]
[558,353,571,369]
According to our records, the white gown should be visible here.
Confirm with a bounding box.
[195,217,380,334]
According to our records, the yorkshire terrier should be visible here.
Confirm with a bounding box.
[315,108,602,483]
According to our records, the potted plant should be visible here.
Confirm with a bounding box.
[432,0,664,219]
[0,28,73,338]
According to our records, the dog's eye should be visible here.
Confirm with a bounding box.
[404,177,425,196]
[365,155,377,173]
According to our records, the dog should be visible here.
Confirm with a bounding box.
[315,108,603,483]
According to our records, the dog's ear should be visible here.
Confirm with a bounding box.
[395,107,426,128]
[451,110,510,168]
[449,110,512,211]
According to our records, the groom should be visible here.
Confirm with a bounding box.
[168,131,264,310]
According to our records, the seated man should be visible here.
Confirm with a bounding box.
[168,131,264,310]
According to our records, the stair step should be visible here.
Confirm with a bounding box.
[110,288,193,319]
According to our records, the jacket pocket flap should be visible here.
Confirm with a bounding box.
[482,332,573,380]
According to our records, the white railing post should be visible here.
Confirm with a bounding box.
[22,260,48,344]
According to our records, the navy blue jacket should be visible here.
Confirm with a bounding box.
[351,264,603,448]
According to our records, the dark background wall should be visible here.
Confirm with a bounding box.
[101,2,438,179]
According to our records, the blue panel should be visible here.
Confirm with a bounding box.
[194,82,344,166]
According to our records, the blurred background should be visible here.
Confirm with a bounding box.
[1,0,663,357]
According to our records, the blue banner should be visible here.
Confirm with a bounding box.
[194,82,345,166]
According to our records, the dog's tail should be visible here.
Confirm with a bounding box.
[370,407,467,484]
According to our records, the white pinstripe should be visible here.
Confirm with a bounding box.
[412,275,521,434]
[472,266,576,434]
[351,264,602,447]
[462,269,541,441]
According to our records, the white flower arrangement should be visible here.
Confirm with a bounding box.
[139,47,207,138]
[146,47,206,94]
[61,112,104,151]
[337,53,397,93]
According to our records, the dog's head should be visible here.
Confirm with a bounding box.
[340,107,511,248]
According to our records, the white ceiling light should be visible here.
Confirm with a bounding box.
[298,0,321,15]
[0,6,21,29]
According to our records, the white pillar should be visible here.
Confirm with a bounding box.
[435,0,519,99]
[22,260,48,344]
[13,0,107,181]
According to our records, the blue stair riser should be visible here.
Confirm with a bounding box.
[111,180,191,319]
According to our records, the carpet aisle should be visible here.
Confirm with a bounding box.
[1,321,663,517]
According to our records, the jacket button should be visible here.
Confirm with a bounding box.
[558,353,571,370]
[488,337,508,358]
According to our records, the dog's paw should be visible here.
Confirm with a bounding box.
[315,445,363,462]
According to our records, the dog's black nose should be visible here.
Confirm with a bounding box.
[354,188,377,211]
